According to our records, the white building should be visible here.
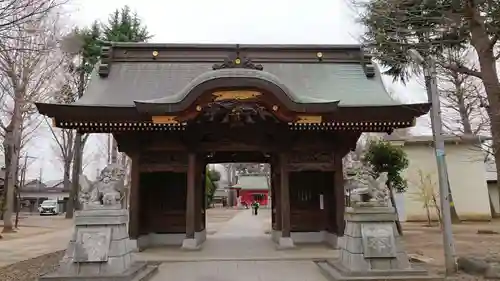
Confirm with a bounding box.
[387,135,492,221]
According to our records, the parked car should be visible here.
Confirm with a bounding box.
[38,200,59,216]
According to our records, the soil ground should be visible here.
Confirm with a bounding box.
[402,219,500,280]
[0,208,240,281]
[0,213,72,241]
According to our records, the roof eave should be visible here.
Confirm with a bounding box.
[35,103,144,121]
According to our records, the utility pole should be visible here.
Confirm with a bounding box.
[36,167,42,210]
[408,49,457,274]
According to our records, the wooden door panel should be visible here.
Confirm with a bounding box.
[289,171,334,232]
[139,172,187,234]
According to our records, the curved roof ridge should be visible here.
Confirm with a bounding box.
[134,68,321,105]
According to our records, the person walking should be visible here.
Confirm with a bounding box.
[252,201,260,216]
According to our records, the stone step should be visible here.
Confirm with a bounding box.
[316,260,343,281]
[131,263,159,281]
[315,260,443,281]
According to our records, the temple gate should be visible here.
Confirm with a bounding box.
[36,43,429,249]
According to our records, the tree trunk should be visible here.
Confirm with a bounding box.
[3,99,22,233]
[14,187,20,229]
[432,194,443,229]
[447,179,461,224]
[469,16,500,218]
[387,182,403,236]
[111,138,118,164]
[455,83,473,135]
[62,157,71,213]
[66,132,83,219]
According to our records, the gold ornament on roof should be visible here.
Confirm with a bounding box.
[212,90,262,101]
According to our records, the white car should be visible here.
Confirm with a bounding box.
[38,200,59,216]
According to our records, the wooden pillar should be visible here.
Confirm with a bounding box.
[334,153,346,236]
[186,152,196,239]
[280,152,291,237]
[128,153,140,239]
[201,165,206,230]
[195,159,205,232]
[272,161,282,230]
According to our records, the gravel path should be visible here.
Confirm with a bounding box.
[0,251,63,281]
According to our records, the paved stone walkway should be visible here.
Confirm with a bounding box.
[150,260,328,281]
[143,209,333,280]
[0,209,334,280]
[0,227,72,267]
[212,208,267,238]
[137,209,337,262]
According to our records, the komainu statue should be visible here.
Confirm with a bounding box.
[344,156,390,207]
[79,164,126,209]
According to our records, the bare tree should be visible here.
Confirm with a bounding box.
[353,0,500,211]
[420,48,490,137]
[45,56,89,203]
[0,6,62,232]
[0,0,64,44]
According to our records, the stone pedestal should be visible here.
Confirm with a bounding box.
[316,206,441,281]
[39,207,157,281]
[277,236,295,250]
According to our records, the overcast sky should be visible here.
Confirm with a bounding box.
[21,0,429,181]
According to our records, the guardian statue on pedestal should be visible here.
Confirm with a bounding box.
[344,158,390,207]
[79,164,126,209]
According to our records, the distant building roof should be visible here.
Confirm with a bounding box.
[44,179,65,188]
[23,179,47,190]
[21,179,70,192]
[232,174,269,190]
[213,189,228,198]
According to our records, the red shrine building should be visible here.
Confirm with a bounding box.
[231,174,270,206]
[36,43,429,249]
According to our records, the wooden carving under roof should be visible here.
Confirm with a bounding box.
[195,100,281,125]
[212,44,263,71]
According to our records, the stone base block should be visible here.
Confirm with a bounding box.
[271,230,337,248]
[39,262,158,281]
[137,230,206,249]
[181,238,201,251]
[276,237,295,250]
[315,260,442,281]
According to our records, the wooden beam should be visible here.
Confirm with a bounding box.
[128,152,141,239]
[185,152,196,239]
[280,152,291,237]
[139,164,187,173]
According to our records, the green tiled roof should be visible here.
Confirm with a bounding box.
[232,174,269,190]
[75,62,397,107]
